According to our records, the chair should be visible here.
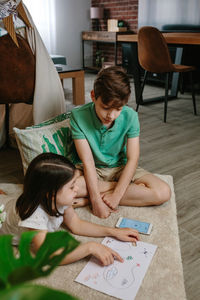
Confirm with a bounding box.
[136,26,197,122]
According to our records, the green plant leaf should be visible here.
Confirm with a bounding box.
[0,231,79,288]
[0,283,79,300]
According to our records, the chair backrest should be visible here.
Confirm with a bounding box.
[138,26,174,73]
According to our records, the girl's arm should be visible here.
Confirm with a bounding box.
[27,206,139,266]
[60,241,123,265]
[63,207,140,242]
[28,228,48,252]
[27,228,123,266]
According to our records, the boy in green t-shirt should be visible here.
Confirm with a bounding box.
[70,66,171,218]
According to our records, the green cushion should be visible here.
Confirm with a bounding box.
[13,113,73,173]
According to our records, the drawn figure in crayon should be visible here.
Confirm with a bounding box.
[83,272,100,285]
[139,247,153,258]
[103,262,140,289]
[105,238,132,251]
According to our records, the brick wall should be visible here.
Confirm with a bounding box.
[91,0,138,65]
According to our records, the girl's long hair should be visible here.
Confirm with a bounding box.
[16,153,75,220]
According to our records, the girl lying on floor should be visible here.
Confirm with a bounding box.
[0,153,139,266]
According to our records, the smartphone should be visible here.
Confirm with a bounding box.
[116,217,153,235]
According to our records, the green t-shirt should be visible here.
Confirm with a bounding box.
[70,102,140,168]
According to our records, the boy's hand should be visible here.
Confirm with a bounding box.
[92,199,113,218]
[113,228,140,243]
[102,192,120,211]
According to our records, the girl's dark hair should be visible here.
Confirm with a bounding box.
[16,153,75,220]
[94,66,131,107]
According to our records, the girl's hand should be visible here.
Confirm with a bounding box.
[113,227,140,243]
[88,242,123,266]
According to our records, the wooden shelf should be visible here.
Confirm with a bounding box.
[82,31,135,71]
[82,31,120,70]
[82,31,117,42]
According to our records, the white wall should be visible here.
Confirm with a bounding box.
[54,0,91,67]
[24,0,91,67]
[138,0,200,30]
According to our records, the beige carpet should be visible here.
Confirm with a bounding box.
[0,175,186,300]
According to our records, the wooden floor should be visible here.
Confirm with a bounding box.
[0,73,200,300]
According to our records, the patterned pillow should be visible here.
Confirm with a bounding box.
[13,113,73,174]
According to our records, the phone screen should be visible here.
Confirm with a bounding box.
[118,218,151,234]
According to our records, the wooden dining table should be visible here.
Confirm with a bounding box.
[117,32,200,104]
[118,32,200,45]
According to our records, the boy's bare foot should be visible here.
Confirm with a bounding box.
[72,197,89,208]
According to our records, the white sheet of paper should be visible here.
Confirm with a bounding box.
[75,237,157,300]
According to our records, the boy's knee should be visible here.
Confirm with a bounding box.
[154,183,171,205]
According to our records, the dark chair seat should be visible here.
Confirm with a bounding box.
[172,64,195,73]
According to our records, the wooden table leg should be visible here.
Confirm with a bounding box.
[72,71,85,105]
[59,70,85,105]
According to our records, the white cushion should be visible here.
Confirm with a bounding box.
[13,113,73,173]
